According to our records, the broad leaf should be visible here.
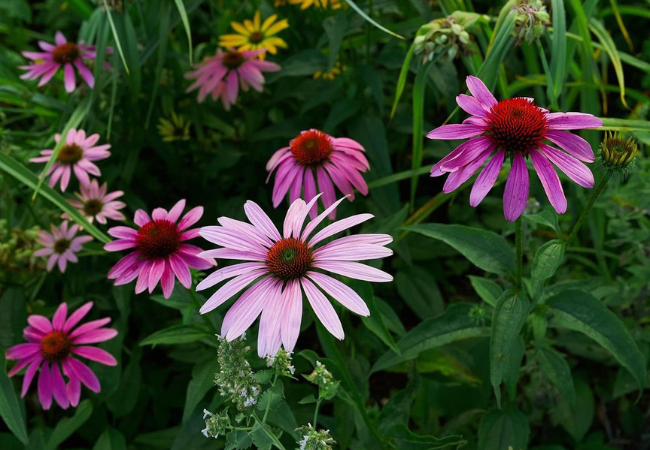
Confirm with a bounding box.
[0,355,28,445]
[478,407,529,450]
[537,346,576,404]
[140,324,213,346]
[46,400,93,450]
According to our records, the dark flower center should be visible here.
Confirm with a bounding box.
[485,98,547,155]
[136,220,181,260]
[53,238,70,254]
[222,51,245,69]
[83,199,104,216]
[40,330,73,361]
[290,130,334,166]
[52,43,80,64]
[266,238,313,280]
[57,144,84,165]
[249,31,264,43]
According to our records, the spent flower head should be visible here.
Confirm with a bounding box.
[513,0,550,45]
[599,131,640,176]
[297,424,336,450]
[214,335,262,410]
[201,409,231,439]
[266,348,296,377]
[413,12,481,63]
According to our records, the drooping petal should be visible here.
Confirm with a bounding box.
[466,75,498,109]
[545,130,595,162]
[65,358,101,392]
[38,361,53,410]
[546,112,603,130]
[530,150,567,214]
[71,347,118,366]
[540,143,594,188]
[470,150,505,207]
[199,269,268,314]
[50,363,70,409]
[301,278,344,340]
[306,272,370,316]
[280,280,302,353]
[503,152,530,222]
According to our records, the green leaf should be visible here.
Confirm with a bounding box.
[343,0,405,40]
[0,287,26,349]
[101,0,129,73]
[589,18,628,107]
[390,44,415,119]
[139,324,213,346]
[396,266,444,319]
[478,407,529,450]
[0,152,110,243]
[357,282,400,354]
[405,224,515,275]
[46,400,93,450]
[490,288,530,407]
[173,0,193,63]
[0,355,28,445]
[106,349,141,417]
[600,117,650,132]
[387,424,466,449]
[256,381,284,414]
[373,303,490,373]
[468,276,503,307]
[548,0,566,107]
[410,63,429,210]
[225,430,253,450]
[531,240,565,298]
[93,428,127,450]
[552,377,594,442]
[477,9,516,90]
[183,358,221,423]
[323,14,348,70]
[537,346,576,404]
[547,290,647,396]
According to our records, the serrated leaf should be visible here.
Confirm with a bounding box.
[225,430,252,450]
[256,381,284,414]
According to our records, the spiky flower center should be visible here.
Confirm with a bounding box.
[40,330,72,361]
[290,130,334,166]
[53,238,70,254]
[222,51,245,69]
[57,144,84,165]
[83,199,104,216]
[266,238,313,280]
[52,43,80,64]
[249,31,264,43]
[485,98,547,155]
[136,220,181,259]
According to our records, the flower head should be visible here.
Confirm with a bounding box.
[34,221,93,273]
[214,335,261,410]
[599,131,640,173]
[20,31,112,93]
[157,111,191,142]
[197,195,393,357]
[289,0,342,9]
[219,11,289,60]
[5,302,118,410]
[513,0,550,45]
[104,199,214,299]
[65,179,126,224]
[185,49,280,109]
[428,75,602,221]
[297,424,335,450]
[30,129,111,192]
[414,12,478,63]
[313,61,346,80]
[267,130,369,219]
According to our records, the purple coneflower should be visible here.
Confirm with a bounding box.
[20,31,111,93]
[34,221,93,273]
[197,194,393,357]
[185,48,280,110]
[30,129,111,192]
[104,199,214,299]
[66,179,126,224]
[5,302,118,410]
[428,75,602,221]
[267,129,369,219]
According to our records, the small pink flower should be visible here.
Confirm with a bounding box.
[104,199,215,299]
[197,194,393,357]
[30,128,111,192]
[20,31,112,93]
[185,48,280,110]
[5,302,118,410]
[65,179,126,224]
[267,130,369,219]
[427,75,603,221]
[34,221,93,273]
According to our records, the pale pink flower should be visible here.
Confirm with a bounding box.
[104,199,215,299]
[65,179,126,224]
[30,129,111,192]
[185,48,280,110]
[34,221,93,273]
[20,31,112,93]
[267,129,370,219]
[197,194,393,357]
[5,302,118,410]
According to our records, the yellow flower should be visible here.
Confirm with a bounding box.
[289,0,343,10]
[313,62,346,80]
[157,111,191,142]
[219,11,289,60]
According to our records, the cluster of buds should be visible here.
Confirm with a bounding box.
[305,361,339,400]
[201,409,231,439]
[600,132,640,175]
[297,424,336,450]
[413,12,481,63]
[513,0,550,45]
[214,335,262,410]
[266,349,296,377]
[157,110,191,142]
[0,222,43,275]
[469,304,488,325]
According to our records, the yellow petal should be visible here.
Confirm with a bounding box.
[231,22,250,36]
[254,11,261,29]
[265,19,289,35]
[261,15,277,31]
[220,35,248,45]
[243,20,256,33]
[264,37,288,49]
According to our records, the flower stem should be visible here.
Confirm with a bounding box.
[313,398,322,428]
[515,216,523,287]
[263,374,278,423]
[566,172,612,247]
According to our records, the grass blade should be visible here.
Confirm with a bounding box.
[548,0,566,109]
[173,0,194,63]
[102,0,130,74]
[410,63,428,212]
[589,18,628,108]
[343,0,405,40]
[390,43,415,120]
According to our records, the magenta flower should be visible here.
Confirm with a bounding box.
[197,194,393,357]
[104,199,215,299]
[5,302,117,410]
[185,48,280,110]
[66,179,126,224]
[427,75,603,221]
[267,130,370,220]
[20,31,111,93]
[34,221,93,273]
[30,129,111,192]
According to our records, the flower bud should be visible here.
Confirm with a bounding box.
[201,409,231,439]
[413,12,483,64]
[297,424,336,450]
[513,0,550,45]
[600,131,640,172]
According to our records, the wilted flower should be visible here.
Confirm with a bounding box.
[157,111,191,142]
[313,61,346,80]
[65,179,126,224]
[600,131,640,173]
[413,12,480,63]
[201,409,231,439]
[34,221,93,273]
[219,11,289,59]
[513,0,550,45]
[297,424,336,450]
[214,336,262,410]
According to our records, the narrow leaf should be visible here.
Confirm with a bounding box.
[0,356,28,445]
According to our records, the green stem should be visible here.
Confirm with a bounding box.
[515,216,523,287]
[313,398,322,428]
[262,374,278,423]
[566,172,612,247]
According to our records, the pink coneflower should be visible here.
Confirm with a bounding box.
[5,302,118,410]
[65,179,126,224]
[266,130,369,219]
[34,221,93,273]
[30,129,111,192]
[20,31,111,93]
[185,48,280,110]
[197,194,393,357]
[427,75,602,221]
[104,199,215,299]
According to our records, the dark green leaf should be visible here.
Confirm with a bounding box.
[468,276,503,307]
[478,407,529,450]
[387,424,466,449]
[396,266,444,319]
[46,400,93,450]
[92,428,127,450]
[537,346,576,404]
[183,358,221,423]
[140,324,213,346]
[0,355,28,445]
